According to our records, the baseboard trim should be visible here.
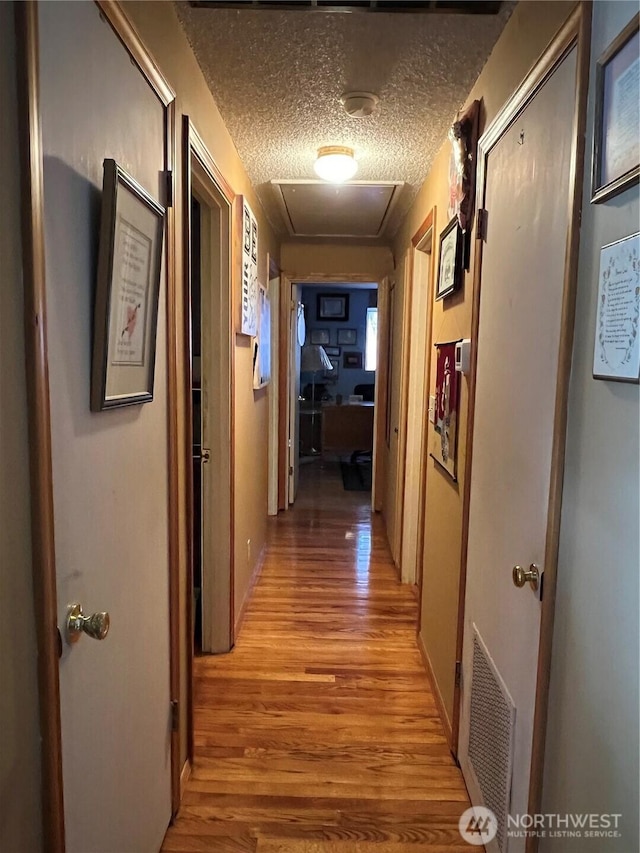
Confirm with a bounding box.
[417,631,453,750]
[179,757,191,802]
[234,543,266,637]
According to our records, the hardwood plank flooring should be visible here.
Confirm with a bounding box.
[162,460,473,852]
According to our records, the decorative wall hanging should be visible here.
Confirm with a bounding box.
[241,198,259,335]
[91,159,165,411]
[447,99,481,250]
[343,351,363,369]
[436,216,464,300]
[310,328,330,345]
[317,292,349,321]
[337,328,357,345]
[252,282,271,390]
[593,232,639,382]
[591,13,639,203]
[430,340,460,481]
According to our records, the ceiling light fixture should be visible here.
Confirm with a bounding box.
[314,146,358,183]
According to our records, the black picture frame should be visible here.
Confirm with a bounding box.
[317,292,350,321]
[90,159,165,411]
[337,328,357,345]
[591,13,640,204]
[324,346,341,357]
[310,328,330,345]
[436,216,464,300]
[343,351,363,369]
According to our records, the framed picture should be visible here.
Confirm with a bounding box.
[430,340,460,481]
[593,232,640,382]
[337,328,357,345]
[436,216,464,300]
[317,292,349,321]
[324,345,340,357]
[91,159,165,411]
[310,328,330,345]
[343,351,363,369]
[591,14,640,203]
[325,358,340,380]
[240,198,259,335]
[252,282,271,390]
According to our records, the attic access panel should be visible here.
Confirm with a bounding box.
[271,180,403,238]
[190,2,503,14]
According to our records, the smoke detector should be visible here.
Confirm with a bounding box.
[340,91,379,118]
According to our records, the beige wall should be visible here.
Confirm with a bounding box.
[124,1,279,766]
[392,0,577,731]
[541,3,639,849]
[0,4,43,850]
[281,241,393,280]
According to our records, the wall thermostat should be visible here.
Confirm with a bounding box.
[455,339,471,375]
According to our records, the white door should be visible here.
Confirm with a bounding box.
[458,46,578,853]
[39,3,171,849]
[288,289,303,503]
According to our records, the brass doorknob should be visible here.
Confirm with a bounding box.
[512,564,539,592]
[67,603,110,643]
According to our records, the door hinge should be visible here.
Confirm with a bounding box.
[289,465,293,476]
[165,170,174,208]
[477,208,488,241]
[171,699,179,732]
[454,660,462,688]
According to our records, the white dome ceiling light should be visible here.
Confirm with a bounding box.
[313,145,358,183]
[340,91,379,119]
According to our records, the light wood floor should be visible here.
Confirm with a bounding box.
[162,460,473,852]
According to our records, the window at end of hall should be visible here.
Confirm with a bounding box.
[365,307,378,372]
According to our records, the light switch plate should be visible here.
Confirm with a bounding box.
[428,395,436,424]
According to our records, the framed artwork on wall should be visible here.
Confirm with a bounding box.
[429,340,460,481]
[592,232,640,382]
[436,216,464,300]
[343,351,363,369]
[324,346,340,357]
[337,328,357,345]
[310,328,330,345]
[252,282,271,389]
[591,13,640,203]
[325,358,340,380]
[317,292,349,321]
[91,159,165,411]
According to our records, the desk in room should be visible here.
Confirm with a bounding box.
[321,402,375,456]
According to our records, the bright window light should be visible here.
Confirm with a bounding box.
[365,307,378,371]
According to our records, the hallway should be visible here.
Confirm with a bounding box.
[162,462,472,852]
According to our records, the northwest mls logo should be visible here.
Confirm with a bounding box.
[459,806,499,845]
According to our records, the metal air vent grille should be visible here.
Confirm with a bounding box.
[468,627,516,853]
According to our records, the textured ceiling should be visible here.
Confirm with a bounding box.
[175,2,513,240]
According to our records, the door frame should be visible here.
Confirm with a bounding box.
[16,1,180,843]
[398,209,437,588]
[278,274,388,511]
[455,2,591,836]
[267,254,281,516]
[182,116,237,767]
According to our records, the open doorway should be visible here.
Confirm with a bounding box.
[183,119,236,762]
[286,280,383,507]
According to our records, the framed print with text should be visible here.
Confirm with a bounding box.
[593,232,639,382]
[436,216,463,300]
[91,159,165,411]
[591,13,640,203]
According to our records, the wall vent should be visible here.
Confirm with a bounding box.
[468,626,516,853]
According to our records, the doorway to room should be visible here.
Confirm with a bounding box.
[295,281,380,506]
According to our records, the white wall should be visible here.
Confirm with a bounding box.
[541,3,639,851]
[0,4,43,850]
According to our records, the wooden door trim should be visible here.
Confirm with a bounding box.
[15,4,65,849]
[410,208,436,629]
[372,276,390,512]
[278,275,292,510]
[454,4,591,839]
[186,117,237,656]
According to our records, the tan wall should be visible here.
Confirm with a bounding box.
[0,4,42,849]
[281,242,393,280]
[541,3,639,849]
[124,0,279,767]
[392,0,577,731]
